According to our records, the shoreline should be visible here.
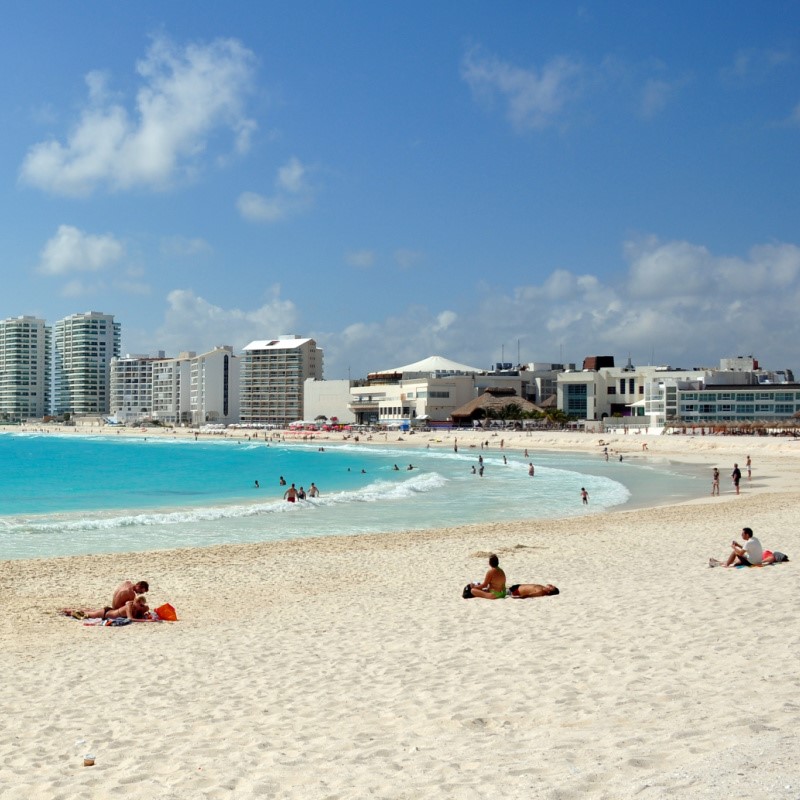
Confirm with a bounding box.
[3,431,800,798]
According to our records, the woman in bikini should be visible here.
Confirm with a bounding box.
[65,595,150,620]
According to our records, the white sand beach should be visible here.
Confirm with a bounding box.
[2,430,799,799]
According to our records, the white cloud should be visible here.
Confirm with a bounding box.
[38,224,125,275]
[462,47,582,131]
[721,47,793,84]
[151,286,297,354]
[130,236,800,380]
[237,156,315,223]
[345,250,376,269]
[20,35,257,196]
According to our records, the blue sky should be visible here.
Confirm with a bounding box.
[3,2,799,377]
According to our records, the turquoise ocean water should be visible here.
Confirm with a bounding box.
[0,433,703,560]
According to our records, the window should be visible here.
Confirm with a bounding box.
[775,404,794,414]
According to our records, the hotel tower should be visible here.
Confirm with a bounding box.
[53,311,121,415]
[0,316,51,421]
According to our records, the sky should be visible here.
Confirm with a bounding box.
[2,1,799,378]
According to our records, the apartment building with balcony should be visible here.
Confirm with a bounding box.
[0,316,51,420]
[53,311,120,415]
[189,346,240,425]
[110,353,166,423]
[240,336,322,425]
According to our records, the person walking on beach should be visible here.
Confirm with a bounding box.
[111,580,149,610]
[746,455,752,480]
[284,483,298,502]
[464,554,507,599]
[711,468,720,496]
[581,487,589,505]
[731,463,742,495]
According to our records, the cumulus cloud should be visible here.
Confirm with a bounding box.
[38,224,124,275]
[152,286,297,354]
[130,236,800,379]
[462,47,582,131]
[20,35,257,196]
[237,156,314,223]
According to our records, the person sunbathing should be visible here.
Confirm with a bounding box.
[64,595,150,620]
[509,583,560,598]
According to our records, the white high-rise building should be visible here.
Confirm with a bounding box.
[0,316,51,420]
[241,335,323,425]
[54,311,121,415]
[110,353,165,423]
[189,346,240,425]
[152,352,194,425]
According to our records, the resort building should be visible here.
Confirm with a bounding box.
[53,311,120,416]
[188,346,240,426]
[151,353,194,425]
[557,355,799,426]
[111,346,240,426]
[348,356,483,427]
[240,336,323,426]
[0,316,51,421]
[110,353,164,423]
[303,378,357,424]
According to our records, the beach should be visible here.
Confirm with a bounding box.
[2,430,799,799]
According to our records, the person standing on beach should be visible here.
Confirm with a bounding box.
[581,487,589,505]
[111,580,149,610]
[731,463,742,495]
[746,455,752,480]
[711,468,720,496]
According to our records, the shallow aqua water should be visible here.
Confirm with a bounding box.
[0,433,702,560]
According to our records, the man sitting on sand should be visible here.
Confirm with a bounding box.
[710,527,763,568]
[465,554,507,599]
[65,595,150,621]
[112,579,149,610]
[509,583,560,598]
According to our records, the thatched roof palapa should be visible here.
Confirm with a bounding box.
[450,387,543,422]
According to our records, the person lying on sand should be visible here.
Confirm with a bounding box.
[64,595,150,621]
[509,583,560,598]
[112,579,149,610]
[465,554,507,599]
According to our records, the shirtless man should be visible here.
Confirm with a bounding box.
[284,483,299,502]
[112,580,149,610]
[308,482,320,497]
[509,583,560,598]
[467,554,507,599]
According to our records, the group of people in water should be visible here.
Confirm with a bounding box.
[463,554,559,600]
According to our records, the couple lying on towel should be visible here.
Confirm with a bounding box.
[463,554,559,599]
[62,578,154,620]
[64,594,150,620]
